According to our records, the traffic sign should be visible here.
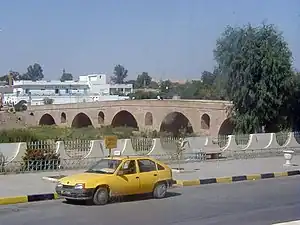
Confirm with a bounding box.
[104,135,118,149]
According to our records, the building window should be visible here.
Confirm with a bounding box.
[66,89,69,94]
[55,89,59,94]
[25,89,29,94]
[110,88,117,95]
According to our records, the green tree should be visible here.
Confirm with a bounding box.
[0,71,21,84]
[22,63,44,81]
[135,72,152,88]
[214,24,294,133]
[285,71,300,131]
[129,90,158,99]
[125,79,136,87]
[149,81,159,89]
[111,64,128,84]
[211,67,229,100]
[179,81,199,99]
[159,80,173,93]
[201,71,216,86]
[158,80,175,98]
[60,69,73,82]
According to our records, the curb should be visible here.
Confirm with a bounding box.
[175,170,300,187]
[1,170,299,206]
[0,193,60,206]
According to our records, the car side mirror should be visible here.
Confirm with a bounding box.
[117,170,124,176]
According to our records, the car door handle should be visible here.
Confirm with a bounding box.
[154,174,157,177]
[136,176,139,179]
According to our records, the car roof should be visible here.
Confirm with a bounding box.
[104,156,157,161]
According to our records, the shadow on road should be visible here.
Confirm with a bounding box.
[62,191,181,206]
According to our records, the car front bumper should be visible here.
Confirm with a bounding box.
[55,186,94,200]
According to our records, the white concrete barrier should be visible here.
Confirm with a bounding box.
[245,133,274,150]
[148,138,168,155]
[2,132,300,163]
[265,133,280,148]
[222,135,239,151]
[286,132,300,147]
[0,142,26,163]
[185,136,207,153]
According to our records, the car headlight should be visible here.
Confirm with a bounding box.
[74,183,85,189]
[56,182,63,188]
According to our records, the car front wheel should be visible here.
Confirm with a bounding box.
[153,182,167,199]
[93,187,109,205]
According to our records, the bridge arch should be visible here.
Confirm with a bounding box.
[160,111,193,136]
[39,113,56,126]
[218,118,234,135]
[111,110,138,129]
[71,113,93,128]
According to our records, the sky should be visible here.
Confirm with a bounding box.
[0,0,299,80]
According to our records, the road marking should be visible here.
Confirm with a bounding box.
[42,176,59,183]
[273,220,300,225]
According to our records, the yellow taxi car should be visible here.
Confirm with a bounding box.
[55,156,175,205]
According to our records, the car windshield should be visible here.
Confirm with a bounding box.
[85,159,122,174]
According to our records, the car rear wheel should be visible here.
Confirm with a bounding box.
[93,187,109,205]
[153,182,167,199]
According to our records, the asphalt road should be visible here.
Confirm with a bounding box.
[0,177,300,225]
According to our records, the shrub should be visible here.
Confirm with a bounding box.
[22,148,60,171]
[0,129,43,143]
[0,126,197,143]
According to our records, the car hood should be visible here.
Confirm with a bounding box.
[59,172,110,186]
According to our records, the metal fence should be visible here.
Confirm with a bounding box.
[2,134,300,174]
[1,147,299,174]
[160,136,179,150]
[223,147,300,160]
[234,134,250,148]
[25,138,181,157]
[131,137,153,155]
[275,132,290,146]
[27,140,56,153]
[0,152,207,174]
[64,139,91,158]
[26,139,92,158]
[25,135,294,158]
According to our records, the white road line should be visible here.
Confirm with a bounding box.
[42,176,59,183]
[273,220,300,225]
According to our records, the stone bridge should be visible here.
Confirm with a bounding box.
[26,100,234,136]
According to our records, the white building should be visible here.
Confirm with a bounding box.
[3,73,133,106]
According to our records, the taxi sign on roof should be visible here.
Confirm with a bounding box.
[113,150,121,156]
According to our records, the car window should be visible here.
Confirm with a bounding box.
[86,159,122,174]
[157,163,165,170]
[138,159,157,173]
[121,160,136,175]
